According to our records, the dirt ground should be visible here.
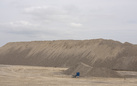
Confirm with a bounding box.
[0,65,137,86]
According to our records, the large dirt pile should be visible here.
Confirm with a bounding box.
[64,62,121,78]
[0,39,137,71]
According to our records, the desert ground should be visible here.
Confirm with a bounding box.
[0,65,137,86]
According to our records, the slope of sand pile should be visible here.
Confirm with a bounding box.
[0,39,137,71]
[64,62,121,78]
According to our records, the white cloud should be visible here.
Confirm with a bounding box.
[70,23,82,27]
[9,21,33,27]
[24,6,48,12]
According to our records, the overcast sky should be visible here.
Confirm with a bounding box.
[0,0,137,46]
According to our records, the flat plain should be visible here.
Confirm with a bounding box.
[0,65,137,86]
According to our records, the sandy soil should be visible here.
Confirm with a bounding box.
[0,65,137,86]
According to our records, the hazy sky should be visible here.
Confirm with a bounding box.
[0,0,137,46]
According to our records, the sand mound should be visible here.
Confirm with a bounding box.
[0,39,137,71]
[64,62,92,76]
[64,62,121,78]
[88,67,121,78]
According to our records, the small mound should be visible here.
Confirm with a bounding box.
[64,62,121,78]
[88,67,121,78]
[64,62,92,76]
